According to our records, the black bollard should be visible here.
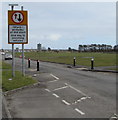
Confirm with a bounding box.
[91,58,94,70]
[73,57,76,66]
[28,58,30,68]
[37,60,39,71]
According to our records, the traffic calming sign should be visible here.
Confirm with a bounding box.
[8,10,28,44]
[12,12,24,24]
[8,11,27,25]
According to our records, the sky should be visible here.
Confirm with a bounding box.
[1,2,116,49]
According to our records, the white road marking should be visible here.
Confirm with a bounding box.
[75,108,85,115]
[48,80,58,83]
[65,83,87,96]
[52,93,60,98]
[62,100,70,105]
[53,86,68,91]
[45,89,51,92]
[79,96,88,100]
[50,74,59,80]
[72,96,91,104]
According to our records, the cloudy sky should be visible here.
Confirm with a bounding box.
[2,2,116,49]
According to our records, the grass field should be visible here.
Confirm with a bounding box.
[16,51,116,67]
[2,61,37,91]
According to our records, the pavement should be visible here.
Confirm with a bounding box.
[2,58,117,118]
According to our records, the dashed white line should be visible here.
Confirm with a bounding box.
[50,74,59,80]
[72,96,91,104]
[45,89,51,92]
[52,93,60,98]
[53,86,68,91]
[48,80,58,83]
[75,108,85,115]
[65,83,87,96]
[62,100,70,105]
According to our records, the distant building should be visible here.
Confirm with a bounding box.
[37,43,42,51]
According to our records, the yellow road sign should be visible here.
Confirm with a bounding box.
[8,10,28,44]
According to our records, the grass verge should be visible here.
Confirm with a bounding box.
[16,51,116,67]
[2,61,37,91]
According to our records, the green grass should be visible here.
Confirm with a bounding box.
[2,61,11,69]
[2,61,37,91]
[16,51,116,67]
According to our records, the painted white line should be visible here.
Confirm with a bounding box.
[80,96,88,100]
[50,74,59,80]
[52,93,60,98]
[75,108,85,115]
[53,86,68,91]
[48,80,58,83]
[72,96,91,105]
[45,89,51,92]
[65,83,87,96]
[62,100,70,105]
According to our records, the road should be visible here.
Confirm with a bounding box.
[4,58,116,118]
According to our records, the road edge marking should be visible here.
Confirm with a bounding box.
[52,93,60,98]
[75,108,85,115]
[50,74,59,80]
[62,100,70,105]
[45,89,51,92]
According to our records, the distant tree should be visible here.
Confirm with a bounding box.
[68,47,72,51]
[48,47,51,51]
[83,45,87,52]
[114,45,118,52]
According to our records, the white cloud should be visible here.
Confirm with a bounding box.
[48,34,62,41]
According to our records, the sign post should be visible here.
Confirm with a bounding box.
[21,6,25,76]
[8,4,28,77]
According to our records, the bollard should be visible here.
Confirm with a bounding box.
[91,58,94,70]
[37,60,39,71]
[73,57,76,66]
[28,58,30,68]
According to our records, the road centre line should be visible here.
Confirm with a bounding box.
[75,108,85,115]
[52,86,68,91]
[65,83,87,96]
[52,93,60,98]
[45,89,51,92]
[50,74,59,80]
[62,100,70,105]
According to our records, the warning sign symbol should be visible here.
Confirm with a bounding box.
[12,12,24,24]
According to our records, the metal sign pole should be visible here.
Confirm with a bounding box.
[21,6,25,76]
[22,44,25,76]
[9,4,18,77]
[12,44,15,77]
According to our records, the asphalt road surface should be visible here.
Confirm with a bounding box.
[4,58,116,118]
